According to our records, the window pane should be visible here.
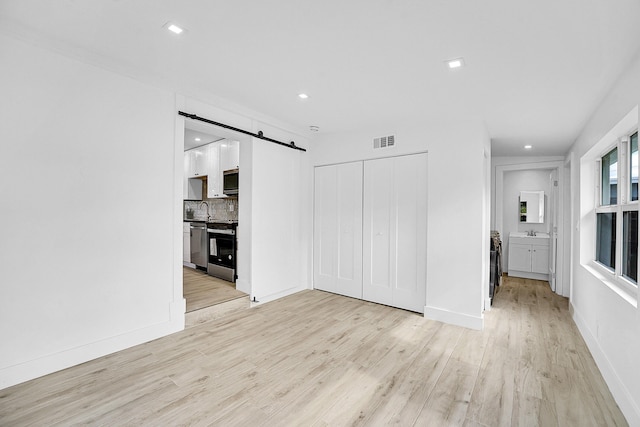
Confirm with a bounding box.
[623,211,638,283]
[631,132,638,201]
[601,147,618,205]
[596,212,616,269]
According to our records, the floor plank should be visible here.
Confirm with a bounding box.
[0,277,628,426]
[183,266,246,312]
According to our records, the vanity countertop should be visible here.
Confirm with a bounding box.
[510,232,550,239]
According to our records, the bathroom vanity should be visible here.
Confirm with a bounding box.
[508,232,550,281]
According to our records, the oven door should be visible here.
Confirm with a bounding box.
[208,232,236,269]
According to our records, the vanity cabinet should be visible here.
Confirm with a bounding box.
[508,235,550,281]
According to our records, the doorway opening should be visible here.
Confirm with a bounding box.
[181,119,249,316]
[493,160,570,305]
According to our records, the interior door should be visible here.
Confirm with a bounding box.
[313,162,363,299]
[363,153,427,313]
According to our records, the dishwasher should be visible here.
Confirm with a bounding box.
[189,221,208,269]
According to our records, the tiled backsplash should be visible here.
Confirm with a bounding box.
[184,198,238,221]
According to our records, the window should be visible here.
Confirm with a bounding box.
[601,147,618,205]
[596,212,616,269]
[596,131,639,286]
[631,132,638,201]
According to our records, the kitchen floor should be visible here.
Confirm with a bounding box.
[183,267,246,312]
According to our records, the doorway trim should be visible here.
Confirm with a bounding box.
[495,160,568,298]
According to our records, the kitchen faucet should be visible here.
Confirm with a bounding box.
[199,201,210,220]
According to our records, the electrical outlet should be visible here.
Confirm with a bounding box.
[229,203,234,212]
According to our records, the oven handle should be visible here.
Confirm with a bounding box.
[207,229,235,235]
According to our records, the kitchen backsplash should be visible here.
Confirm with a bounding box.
[184,198,238,221]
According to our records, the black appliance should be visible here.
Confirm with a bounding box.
[223,169,239,196]
[207,221,237,282]
[489,231,503,304]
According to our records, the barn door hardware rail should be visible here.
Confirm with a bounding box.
[178,111,306,152]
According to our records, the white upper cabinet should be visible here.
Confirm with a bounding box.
[186,147,208,178]
[183,152,203,200]
[206,143,222,198]
[220,140,239,171]
[208,140,240,198]
[184,140,239,199]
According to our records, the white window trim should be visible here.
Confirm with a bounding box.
[593,130,639,303]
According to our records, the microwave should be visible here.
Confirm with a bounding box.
[223,169,239,195]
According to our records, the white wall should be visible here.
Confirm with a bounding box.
[501,169,552,267]
[0,34,183,388]
[491,156,564,231]
[568,51,640,425]
[313,119,491,329]
[0,33,313,389]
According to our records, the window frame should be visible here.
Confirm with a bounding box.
[594,130,639,295]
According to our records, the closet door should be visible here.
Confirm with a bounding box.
[363,153,427,313]
[313,162,363,299]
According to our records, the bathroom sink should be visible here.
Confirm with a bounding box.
[510,232,549,238]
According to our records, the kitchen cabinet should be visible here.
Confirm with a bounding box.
[206,143,223,198]
[313,161,363,299]
[183,222,191,263]
[186,147,208,178]
[220,140,240,171]
[508,235,550,281]
[183,152,203,200]
[207,140,240,198]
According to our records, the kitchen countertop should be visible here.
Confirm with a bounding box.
[184,219,238,224]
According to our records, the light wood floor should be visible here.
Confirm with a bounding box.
[184,266,247,312]
[0,276,627,426]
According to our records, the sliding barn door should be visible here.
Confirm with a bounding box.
[363,153,427,313]
[313,162,363,299]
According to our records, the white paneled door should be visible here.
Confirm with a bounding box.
[313,162,363,299]
[363,153,428,313]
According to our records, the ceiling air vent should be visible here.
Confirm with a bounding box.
[373,135,396,149]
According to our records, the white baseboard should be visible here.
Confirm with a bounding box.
[571,302,640,426]
[484,297,493,311]
[0,305,184,391]
[424,305,484,330]
[251,285,308,306]
[508,270,549,281]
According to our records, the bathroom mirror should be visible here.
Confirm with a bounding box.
[519,190,545,223]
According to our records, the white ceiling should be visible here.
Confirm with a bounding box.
[2,0,639,156]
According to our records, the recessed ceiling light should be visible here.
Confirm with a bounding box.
[524,145,533,149]
[298,93,309,99]
[164,22,185,35]
[195,137,201,142]
[446,57,465,69]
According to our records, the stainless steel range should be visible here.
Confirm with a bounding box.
[207,221,237,282]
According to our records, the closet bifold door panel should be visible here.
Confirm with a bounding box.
[313,161,363,299]
[363,153,427,313]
